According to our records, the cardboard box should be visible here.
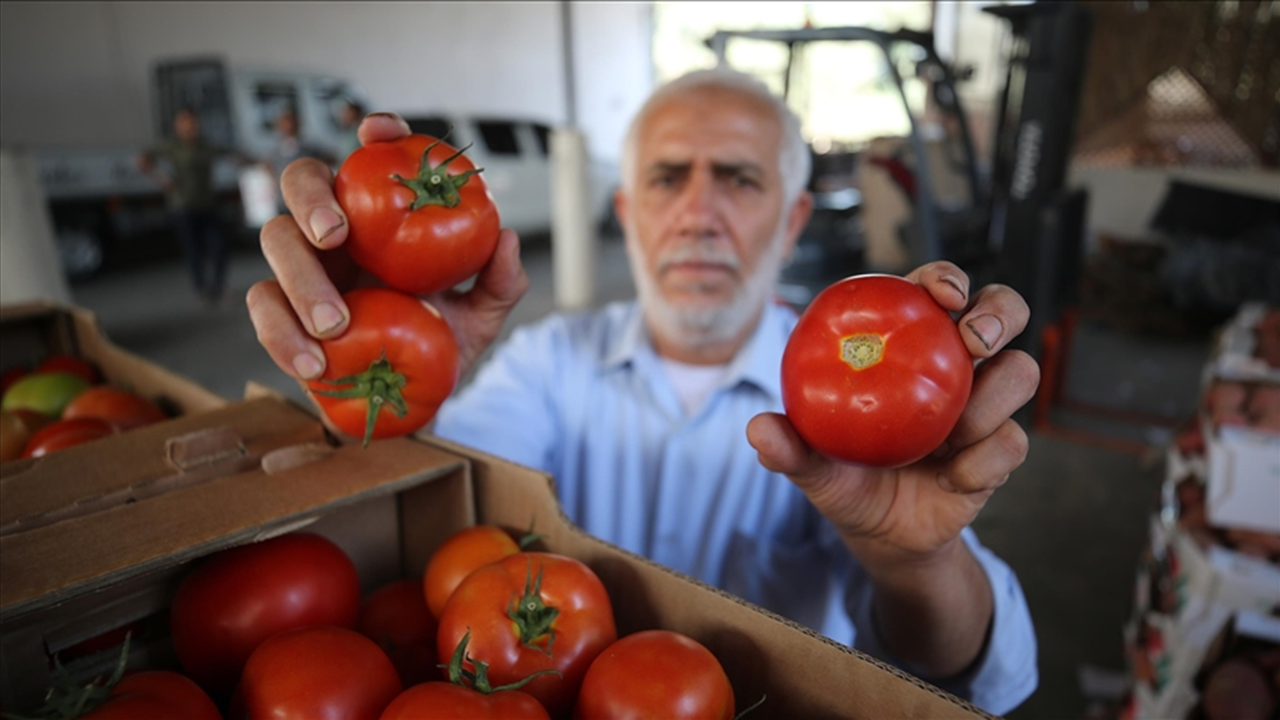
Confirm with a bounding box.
[1204,423,1280,534]
[0,300,226,418]
[0,390,993,719]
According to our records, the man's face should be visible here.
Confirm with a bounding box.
[617,87,807,349]
[174,112,199,142]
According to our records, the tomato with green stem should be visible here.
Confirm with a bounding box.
[336,133,501,295]
[380,630,555,720]
[424,525,540,619]
[437,552,617,718]
[308,288,459,447]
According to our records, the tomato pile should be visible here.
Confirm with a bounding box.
[309,133,502,448]
[0,354,170,461]
[27,526,744,720]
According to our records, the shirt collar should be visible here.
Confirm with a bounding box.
[601,300,793,401]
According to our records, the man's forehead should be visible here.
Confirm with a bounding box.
[637,89,782,166]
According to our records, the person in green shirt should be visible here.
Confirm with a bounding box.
[136,107,244,307]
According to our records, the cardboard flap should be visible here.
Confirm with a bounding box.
[0,398,318,532]
[0,418,466,622]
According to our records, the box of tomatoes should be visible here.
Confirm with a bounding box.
[0,381,993,719]
[0,300,227,463]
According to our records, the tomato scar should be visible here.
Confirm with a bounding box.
[841,334,884,370]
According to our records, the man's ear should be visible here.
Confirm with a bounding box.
[781,190,814,261]
[613,188,629,231]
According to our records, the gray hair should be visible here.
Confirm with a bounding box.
[620,67,811,205]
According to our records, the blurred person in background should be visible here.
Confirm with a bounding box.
[262,106,334,214]
[247,69,1040,715]
[336,99,366,161]
[137,107,246,307]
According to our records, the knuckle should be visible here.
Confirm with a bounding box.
[260,215,295,248]
[1000,421,1030,465]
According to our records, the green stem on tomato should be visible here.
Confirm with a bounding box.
[390,135,484,211]
[312,349,408,448]
[441,629,561,695]
[506,561,559,655]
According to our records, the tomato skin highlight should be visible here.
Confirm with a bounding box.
[574,630,735,720]
[307,288,459,446]
[357,579,439,687]
[170,533,361,695]
[424,525,522,618]
[336,134,501,295]
[781,274,973,468]
[235,625,402,720]
[437,552,617,719]
[62,386,167,430]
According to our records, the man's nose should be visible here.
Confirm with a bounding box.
[674,169,721,235]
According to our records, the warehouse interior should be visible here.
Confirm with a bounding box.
[2,2,1278,719]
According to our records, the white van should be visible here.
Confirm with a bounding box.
[399,114,619,238]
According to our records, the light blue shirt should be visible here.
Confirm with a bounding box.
[435,299,1038,714]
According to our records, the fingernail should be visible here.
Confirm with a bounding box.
[309,207,344,244]
[292,351,324,380]
[311,302,345,335]
[966,314,1003,351]
[940,275,967,302]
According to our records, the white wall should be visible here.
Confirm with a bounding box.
[0,1,653,163]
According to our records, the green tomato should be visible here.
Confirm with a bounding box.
[1,372,92,417]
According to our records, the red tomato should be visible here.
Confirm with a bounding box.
[62,386,167,430]
[380,682,549,720]
[235,626,401,720]
[82,671,221,720]
[307,288,459,447]
[2,408,53,460]
[335,133,501,295]
[381,630,551,720]
[0,366,28,394]
[21,417,116,458]
[35,354,101,384]
[781,274,973,467]
[437,552,617,718]
[574,630,735,720]
[170,533,361,695]
[424,525,522,618]
[357,579,438,687]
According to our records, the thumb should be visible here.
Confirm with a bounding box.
[746,412,832,491]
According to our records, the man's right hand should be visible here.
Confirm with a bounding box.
[246,112,529,384]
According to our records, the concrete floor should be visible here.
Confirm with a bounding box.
[67,236,1210,718]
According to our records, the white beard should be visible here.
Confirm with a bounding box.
[626,217,790,351]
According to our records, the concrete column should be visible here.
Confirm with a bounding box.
[550,128,595,310]
[0,148,71,306]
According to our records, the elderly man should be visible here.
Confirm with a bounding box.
[248,68,1039,714]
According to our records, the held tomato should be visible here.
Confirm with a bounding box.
[35,355,101,384]
[781,274,973,468]
[336,133,501,295]
[574,630,735,720]
[1,371,92,417]
[235,626,402,720]
[308,288,459,447]
[82,672,222,720]
[437,552,617,718]
[62,386,167,430]
[424,525,522,618]
[21,417,116,458]
[170,533,361,695]
[357,579,439,687]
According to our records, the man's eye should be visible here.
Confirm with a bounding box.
[732,174,760,189]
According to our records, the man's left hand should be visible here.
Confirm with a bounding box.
[747,261,1038,568]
